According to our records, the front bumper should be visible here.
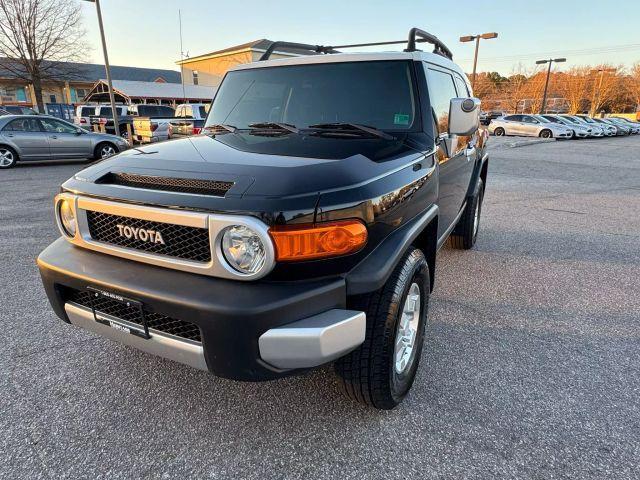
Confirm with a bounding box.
[38,238,365,381]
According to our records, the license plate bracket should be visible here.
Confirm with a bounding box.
[87,287,151,339]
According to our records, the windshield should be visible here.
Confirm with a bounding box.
[533,115,550,123]
[207,61,417,131]
[560,116,579,125]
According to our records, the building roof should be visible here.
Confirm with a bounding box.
[176,39,311,65]
[0,58,181,84]
[87,79,216,101]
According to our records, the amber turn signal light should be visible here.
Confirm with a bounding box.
[269,220,368,261]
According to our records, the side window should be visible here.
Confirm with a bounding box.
[3,118,42,132]
[40,118,77,134]
[522,115,536,124]
[454,75,470,97]
[504,115,522,122]
[426,67,458,135]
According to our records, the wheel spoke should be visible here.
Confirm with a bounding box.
[394,283,421,374]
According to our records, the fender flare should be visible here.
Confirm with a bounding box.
[346,205,438,296]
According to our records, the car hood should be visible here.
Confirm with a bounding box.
[67,133,424,200]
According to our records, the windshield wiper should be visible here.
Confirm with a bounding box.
[248,122,299,133]
[204,124,237,134]
[308,123,395,140]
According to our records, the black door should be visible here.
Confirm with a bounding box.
[424,65,475,239]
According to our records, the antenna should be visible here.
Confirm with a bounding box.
[179,9,186,106]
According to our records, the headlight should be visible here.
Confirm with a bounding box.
[57,199,77,237]
[221,225,266,274]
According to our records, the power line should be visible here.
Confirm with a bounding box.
[458,43,640,64]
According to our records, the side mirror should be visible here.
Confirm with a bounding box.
[448,97,481,136]
[75,129,83,135]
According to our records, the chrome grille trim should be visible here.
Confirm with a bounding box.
[55,193,276,281]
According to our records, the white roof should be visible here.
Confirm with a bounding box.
[105,79,217,100]
[230,51,464,77]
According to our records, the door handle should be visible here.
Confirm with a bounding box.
[50,135,58,139]
[6,133,13,137]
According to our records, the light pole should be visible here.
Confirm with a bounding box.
[460,32,498,90]
[535,58,566,114]
[589,68,615,117]
[82,0,120,137]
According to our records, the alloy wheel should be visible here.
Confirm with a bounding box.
[100,145,116,159]
[0,148,15,167]
[394,283,421,374]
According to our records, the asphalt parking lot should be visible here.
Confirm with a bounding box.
[1,135,639,479]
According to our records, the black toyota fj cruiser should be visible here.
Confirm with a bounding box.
[38,28,489,409]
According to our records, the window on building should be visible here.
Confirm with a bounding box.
[192,70,199,85]
[49,94,57,103]
[16,87,27,102]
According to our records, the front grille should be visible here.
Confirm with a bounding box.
[86,210,211,262]
[64,288,202,342]
[99,172,234,197]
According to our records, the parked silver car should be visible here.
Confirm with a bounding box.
[577,115,616,136]
[541,114,590,138]
[593,117,628,136]
[561,115,604,137]
[488,113,573,138]
[0,115,129,169]
[610,117,640,134]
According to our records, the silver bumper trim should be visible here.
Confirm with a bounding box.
[258,309,366,369]
[54,193,276,281]
[64,303,208,371]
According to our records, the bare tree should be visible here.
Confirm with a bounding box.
[502,65,531,114]
[627,63,640,113]
[556,67,591,114]
[0,0,88,111]
[589,64,624,115]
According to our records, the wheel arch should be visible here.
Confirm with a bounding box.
[0,143,19,156]
[346,205,439,296]
[410,216,438,292]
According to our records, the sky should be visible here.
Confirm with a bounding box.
[79,0,640,75]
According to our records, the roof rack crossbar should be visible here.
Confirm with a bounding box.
[259,42,338,61]
[405,28,453,59]
[259,28,453,61]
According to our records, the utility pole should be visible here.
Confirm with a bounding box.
[535,58,566,114]
[590,68,615,117]
[179,9,187,106]
[460,32,498,90]
[82,0,120,136]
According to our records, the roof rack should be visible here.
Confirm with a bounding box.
[259,27,453,62]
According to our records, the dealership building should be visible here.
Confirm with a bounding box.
[0,59,182,109]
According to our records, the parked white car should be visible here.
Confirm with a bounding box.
[488,114,573,138]
[561,115,604,137]
[542,114,591,138]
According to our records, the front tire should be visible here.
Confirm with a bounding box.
[94,142,117,160]
[451,178,484,250]
[0,146,17,168]
[335,248,429,410]
[539,129,552,138]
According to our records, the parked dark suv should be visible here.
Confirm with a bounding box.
[38,29,489,409]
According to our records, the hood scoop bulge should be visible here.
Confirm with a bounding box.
[96,172,235,197]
